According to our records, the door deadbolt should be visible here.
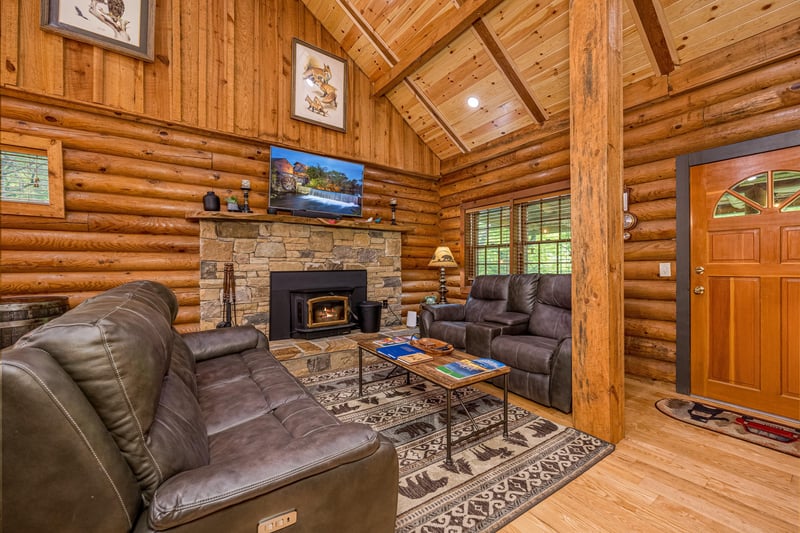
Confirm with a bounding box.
[693,286,705,295]
[695,266,705,274]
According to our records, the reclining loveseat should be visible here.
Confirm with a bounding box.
[419,273,572,413]
[2,280,398,532]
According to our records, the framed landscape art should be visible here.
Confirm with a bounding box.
[41,0,155,62]
[291,38,348,132]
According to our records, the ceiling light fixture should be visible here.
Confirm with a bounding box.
[467,96,479,108]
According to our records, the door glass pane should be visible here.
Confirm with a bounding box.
[730,172,768,207]
[714,192,760,217]
[773,170,800,209]
[781,196,800,212]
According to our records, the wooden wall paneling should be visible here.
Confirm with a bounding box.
[18,0,63,95]
[1,0,19,87]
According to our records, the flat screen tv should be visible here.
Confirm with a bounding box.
[269,146,364,218]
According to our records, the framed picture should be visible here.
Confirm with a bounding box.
[41,0,155,62]
[291,38,347,132]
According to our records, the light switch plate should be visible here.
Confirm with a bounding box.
[659,263,671,277]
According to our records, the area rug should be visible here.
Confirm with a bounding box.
[301,363,614,532]
[655,398,800,458]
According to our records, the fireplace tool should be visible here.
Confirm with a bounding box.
[216,263,237,328]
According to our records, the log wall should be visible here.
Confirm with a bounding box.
[0,0,441,331]
[438,25,800,382]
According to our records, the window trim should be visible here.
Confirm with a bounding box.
[1,132,64,218]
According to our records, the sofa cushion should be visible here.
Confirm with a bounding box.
[529,274,572,339]
[464,275,510,322]
[508,274,539,314]
[490,334,560,374]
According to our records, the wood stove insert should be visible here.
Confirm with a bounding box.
[270,270,367,340]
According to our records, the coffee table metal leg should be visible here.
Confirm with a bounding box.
[445,389,453,466]
[358,347,363,397]
[503,373,509,437]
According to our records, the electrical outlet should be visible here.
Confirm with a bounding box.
[258,511,297,532]
[381,299,389,309]
[659,262,672,277]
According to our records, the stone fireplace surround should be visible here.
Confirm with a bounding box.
[194,212,408,374]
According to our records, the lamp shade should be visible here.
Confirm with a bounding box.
[428,246,458,268]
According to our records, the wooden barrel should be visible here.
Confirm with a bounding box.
[0,296,69,348]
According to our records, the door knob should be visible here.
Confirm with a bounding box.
[693,286,705,295]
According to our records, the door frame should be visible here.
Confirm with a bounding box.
[675,129,800,394]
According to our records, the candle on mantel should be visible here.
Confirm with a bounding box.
[241,179,251,189]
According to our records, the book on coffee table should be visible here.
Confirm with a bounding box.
[376,342,424,360]
[397,352,433,365]
[436,358,506,379]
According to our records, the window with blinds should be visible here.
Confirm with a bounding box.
[465,205,512,279]
[0,132,64,218]
[1,149,50,204]
[515,194,572,274]
[464,193,571,281]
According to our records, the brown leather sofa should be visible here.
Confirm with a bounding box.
[1,280,398,533]
[419,273,572,413]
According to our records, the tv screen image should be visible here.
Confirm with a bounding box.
[269,146,364,218]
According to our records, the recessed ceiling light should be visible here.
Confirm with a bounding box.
[467,96,479,108]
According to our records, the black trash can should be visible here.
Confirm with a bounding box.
[358,301,382,333]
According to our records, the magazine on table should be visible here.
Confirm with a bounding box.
[373,335,412,347]
[436,358,506,379]
[375,342,423,360]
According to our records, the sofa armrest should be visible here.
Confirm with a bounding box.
[149,423,380,529]
[181,326,269,362]
[421,303,465,322]
[549,336,572,413]
[419,303,465,337]
[483,311,529,326]
[465,322,503,357]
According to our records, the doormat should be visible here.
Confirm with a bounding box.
[301,363,614,533]
[655,398,800,458]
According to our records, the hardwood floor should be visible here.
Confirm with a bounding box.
[475,377,799,532]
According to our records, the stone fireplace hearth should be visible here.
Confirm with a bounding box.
[194,213,406,348]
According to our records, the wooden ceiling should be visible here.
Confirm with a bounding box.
[300,0,798,161]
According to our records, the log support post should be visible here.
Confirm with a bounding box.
[569,0,626,442]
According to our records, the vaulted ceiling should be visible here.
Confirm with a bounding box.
[300,0,798,161]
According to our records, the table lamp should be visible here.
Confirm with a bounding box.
[428,246,458,303]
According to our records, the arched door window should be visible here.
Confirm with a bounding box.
[714,170,800,217]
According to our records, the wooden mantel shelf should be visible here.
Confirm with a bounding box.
[185,211,415,233]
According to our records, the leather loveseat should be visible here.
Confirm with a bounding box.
[419,273,572,413]
[1,280,398,533]
[488,274,572,413]
[418,274,539,356]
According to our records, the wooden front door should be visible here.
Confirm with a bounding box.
[690,146,800,420]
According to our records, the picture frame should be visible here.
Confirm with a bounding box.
[291,38,348,132]
[41,0,155,62]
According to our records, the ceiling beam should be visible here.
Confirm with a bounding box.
[334,0,397,66]
[626,0,677,75]
[472,18,549,123]
[404,79,469,154]
[371,0,506,97]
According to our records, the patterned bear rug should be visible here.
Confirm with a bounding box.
[301,363,614,533]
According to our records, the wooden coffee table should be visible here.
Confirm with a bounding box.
[357,340,510,466]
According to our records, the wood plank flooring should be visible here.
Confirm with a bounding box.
[474,377,799,532]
